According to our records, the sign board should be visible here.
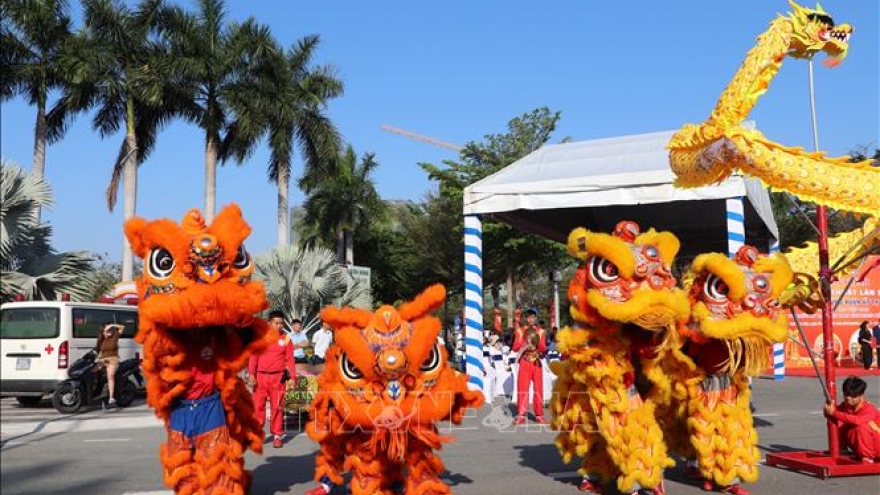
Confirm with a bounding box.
[347,265,371,289]
[785,255,880,367]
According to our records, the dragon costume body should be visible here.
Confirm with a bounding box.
[668,1,876,215]
[551,221,690,495]
[679,246,794,494]
[668,1,877,284]
[125,204,270,495]
[304,284,483,495]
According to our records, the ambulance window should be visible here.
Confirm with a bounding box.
[72,308,115,338]
[113,310,138,338]
[0,308,60,339]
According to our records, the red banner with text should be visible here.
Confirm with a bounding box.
[785,255,880,368]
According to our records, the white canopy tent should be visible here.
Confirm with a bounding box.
[463,129,778,256]
[459,129,780,394]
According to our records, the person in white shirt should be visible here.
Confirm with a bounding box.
[310,322,334,365]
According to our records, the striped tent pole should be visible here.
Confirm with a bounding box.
[726,197,745,258]
[464,215,486,400]
[727,197,748,386]
[770,240,786,380]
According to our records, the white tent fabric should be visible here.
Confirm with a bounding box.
[462,129,778,249]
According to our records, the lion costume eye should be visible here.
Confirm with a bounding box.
[703,274,730,302]
[587,256,619,285]
[420,344,441,373]
[233,244,251,269]
[340,352,363,381]
[148,248,175,279]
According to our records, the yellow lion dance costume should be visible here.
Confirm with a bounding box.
[679,245,793,495]
[551,221,690,495]
[125,204,270,495]
[303,284,483,495]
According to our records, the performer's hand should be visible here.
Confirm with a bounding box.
[247,376,256,388]
[823,401,835,416]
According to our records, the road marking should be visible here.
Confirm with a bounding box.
[84,437,131,442]
[751,413,780,417]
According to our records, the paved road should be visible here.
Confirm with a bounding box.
[2,375,879,495]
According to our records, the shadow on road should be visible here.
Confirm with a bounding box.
[252,451,315,494]
[1,458,113,495]
[753,416,775,428]
[249,449,475,495]
[758,443,812,454]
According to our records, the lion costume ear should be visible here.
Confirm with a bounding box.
[124,217,151,258]
[210,204,252,254]
[398,284,446,321]
[320,306,373,332]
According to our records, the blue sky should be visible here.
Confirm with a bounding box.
[1,1,877,262]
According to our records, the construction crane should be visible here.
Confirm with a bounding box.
[381,124,463,152]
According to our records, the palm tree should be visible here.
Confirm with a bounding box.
[302,144,385,265]
[1,160,96,302]
[160,0,275,223]
[47,0,181,281]
[0,0,73,222]
[225,34,343,247]
[254,245,371,332]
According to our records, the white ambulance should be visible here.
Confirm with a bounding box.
[0,301,141,405]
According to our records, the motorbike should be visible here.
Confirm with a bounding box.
[52,349,144,413]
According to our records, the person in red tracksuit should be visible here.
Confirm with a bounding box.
[513,308,547,425]
[824,376,880,462]
[248,310,296,448]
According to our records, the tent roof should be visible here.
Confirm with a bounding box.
[462,130,779,263]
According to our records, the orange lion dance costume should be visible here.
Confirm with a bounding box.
[303,284,483,495]
[125,204,270,495]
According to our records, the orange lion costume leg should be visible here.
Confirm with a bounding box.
[405,439,450,495]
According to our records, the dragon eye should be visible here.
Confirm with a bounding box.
[703,274,730,302]
[233,244,251,269]
[587,256,619,285]
[148,248,175,279]
[807,13,835,28]
[420,344,441,373]
[340,352,363,381]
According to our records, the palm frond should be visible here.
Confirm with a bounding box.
[254,245,371,329]
[1,161,53,261]
[0,160,97,303]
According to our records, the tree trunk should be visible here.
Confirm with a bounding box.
[277,163,290,246]
[506,266,515,329]
[336,229,345,264]
[121,113,138,282]
[31,106,47,222]
[344,229,354,265]
[204,136,218,223]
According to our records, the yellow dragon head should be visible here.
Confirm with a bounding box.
[786,1,853,65]
[566,221,690,333]
[684,245,794,375]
